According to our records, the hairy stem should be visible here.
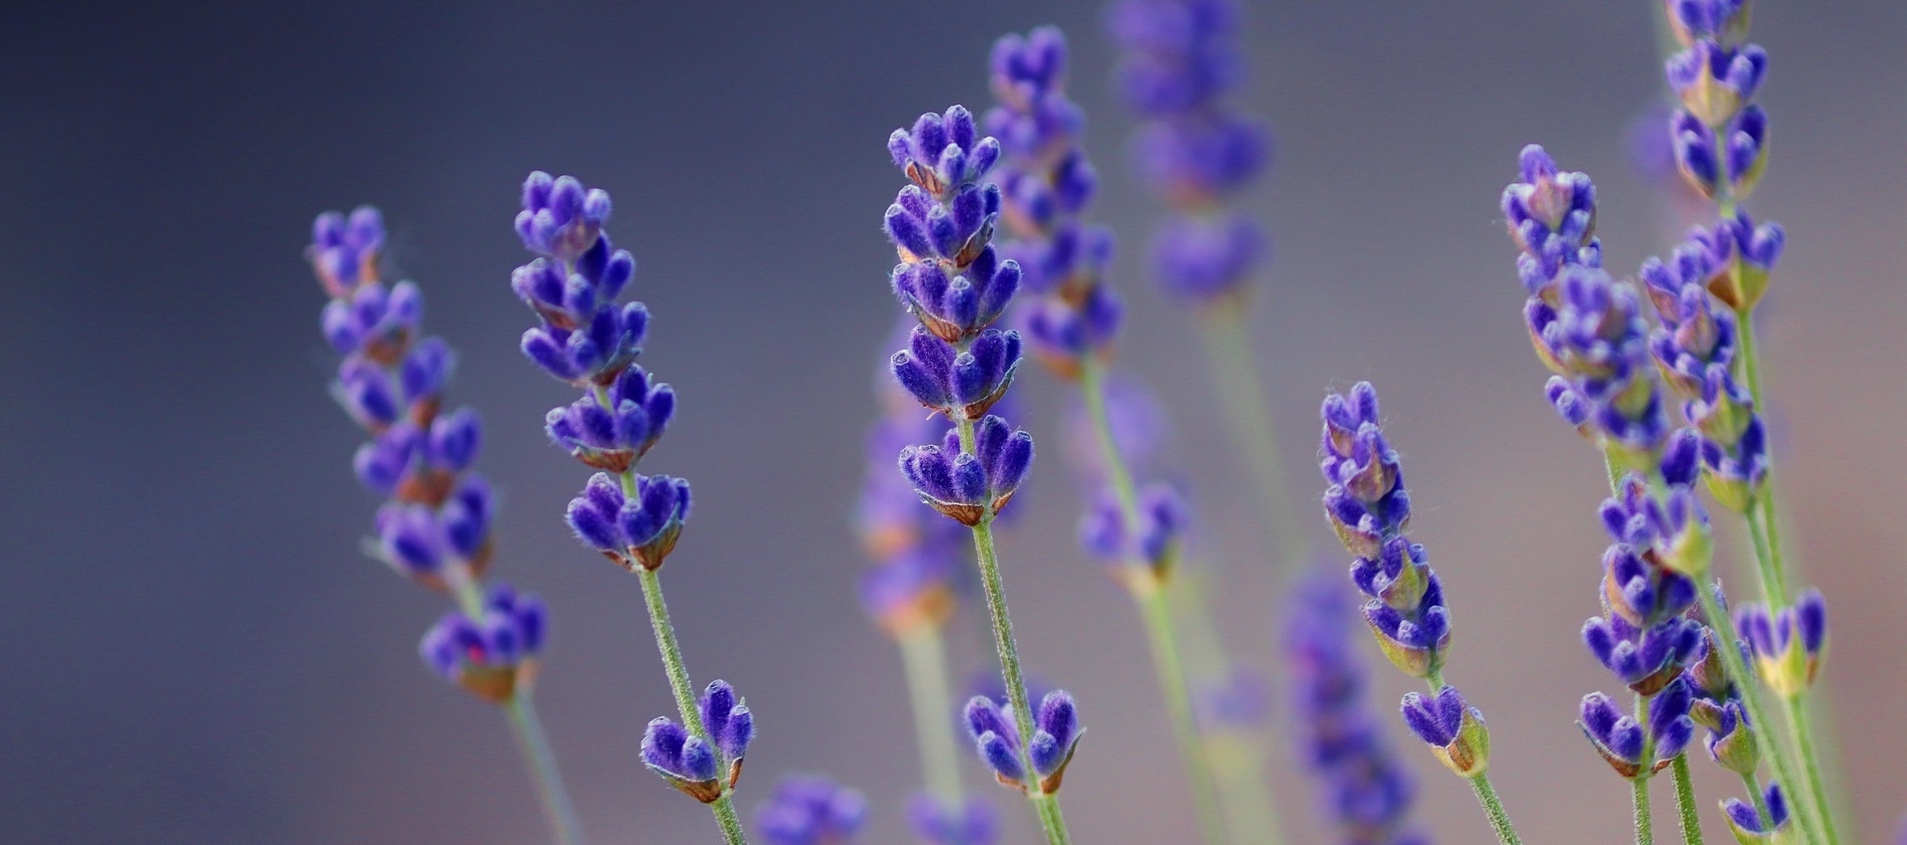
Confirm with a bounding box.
[1740,772,1771,826]
[637,565,747,845]
[1784,696,1842,845]
[507,695,589,845]
[1470,774,1525,845]
[898,625,966,807]
[1197,306,1307,569]
[1633,776,1656,845]
[1670,754,1704,845]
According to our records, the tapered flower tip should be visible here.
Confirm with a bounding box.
[907,793,999,845]
[566,473,625,555]
[376,502,445,576]
[1724,782,1790,843]
[428,407,483,471]
[642,717,722,800]
[701,679,755,764]
[964,695,1017,745]
[1027,691,1083,789]
[1796,589,1827,655]
[756,774,868,845]
[1400,688,1463,746]
[618,473,692,570]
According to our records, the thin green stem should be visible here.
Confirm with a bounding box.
[958,434,1072,845]
[710,793,750,845]
[1197,307,1308,568]
[1138,590,1232,845]
[1733,322,1789,604]
[1079,358,1141,520]
[898,626,966,807]
[1696,587,1819,845]
[1633,776,1656,845]
[1670,755,1705,845]
[507,695,588,845]
[1469,774,1525,845]
[1785,696,1842,845]
[1739,772,1771,826]
[636,565,747,845]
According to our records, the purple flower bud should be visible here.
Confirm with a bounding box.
[376,502,446,577]
[898,416,1033,526]
[428,407,482,473]
[1736,591,1827,697]
[642,717,724,801]
[1724,782,1791,842]
[963,691,1082,794]
[907,794,999,845]
[1150,211,1262,302]
[1583,614,1704,695]
[1401,686,1490,776]
[415,583,545,703]
[889,106,1002,200]
[755,775,867,845]
[618,473,692,571]
[1577,678,1694,779]
[701,679,754,765]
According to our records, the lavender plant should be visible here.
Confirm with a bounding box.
[1316,383,1519,845]
[882,105,1079,845]
[509,172,754,844]
[308,207,585,845]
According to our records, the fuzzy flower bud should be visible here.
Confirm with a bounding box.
[1401,687,1491,778]
[418,583,546,703]
[756,775,867,845]
[964,691,1083,795]
[565,472,693,571]
[1736,590,1828,698]
[898,416,1034,526]
[1578,679,1697,779]
[1723,782,1794,845]
[641,680,753,803]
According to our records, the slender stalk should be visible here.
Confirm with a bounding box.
[1469,774,1525,845]
[1033,795,1072,845]
[898,625,966,807]
[1079,357,1237,845]
[1633,777,1656,845]
[1138,589,1232,845]
[710,793,750,845]
[1784,697,1842,845]
[636,565,747,845]
[1733,323,1789,604]
[1197,306,1308,568]
[1695,587,1820,845]
[448,566,588,845]
[1669,755,1706,845]
[1739,772,1772,826]
[508,695,588,845]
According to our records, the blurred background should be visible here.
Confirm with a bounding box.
[4,1,1904,843]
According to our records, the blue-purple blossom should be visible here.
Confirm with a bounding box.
[419,582,547,703]
[512,172,646,387]
[544,365,675,473]
[1400,687,1490,777]
[310,206,387,297]
[1724,782,1792,845]
[1736,590,1827,698]
[1583,613,1705,695]
[1502,145,1599,294]
[1578,679,1696,780]
[1285,571,1426,845]
[1320,383,1451,679]
[565,471,693,572]
[642,680,753,802]
[891,327,1023,421]
[1079,481,1188,577]
[321,277,420,362]
[898,416,1034,526]
[908,794,1000,845]
[857,545,958,637]
[964,690,1083,794]
[755,775,867,845]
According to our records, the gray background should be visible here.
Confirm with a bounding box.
[4,1,1903,843]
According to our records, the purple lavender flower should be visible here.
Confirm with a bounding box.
[310,206,387,297]
[1600,470,1713,581]
[1583,613,1705,695]
[419,582,547,703]
[1078,481,1188,578]
[643,680,754,803]
[755,775,867,845]
[544,365,675,473]
[1736,590,1828,698]
[1577,679,1697,779]
[1400,687,1490,778]
[1711,210,1784,311]
[908,794,1000,845]
[511,173,646,387]
[1662,0,1773,207]
[564,471,693,572]
[1319,383,1450,679]
[1724,782,1792,845]
[891,326,1024,421]
[898,416,1034,527]
[857,545,959,637]
[963,691,1083,795]
[1284,571,1426,845]
[885,107,1021,346]
[1107,0,1270,304]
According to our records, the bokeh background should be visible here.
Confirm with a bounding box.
[4,1,1904,843]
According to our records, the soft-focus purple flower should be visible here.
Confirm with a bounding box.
[755,775,867,845]
[418,582,546,703]
[309,205,386,297]
[857,545,958,637]
[1736,590,1827,698]
[1078,481,1188,576]
[964,690,1083,794]
[908,794,999,845]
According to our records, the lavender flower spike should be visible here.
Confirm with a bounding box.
[964,691,1084,795]
[643,680,753,803]
[419,582,547,703]
[898,416,1033,526]
[755,775,868,845]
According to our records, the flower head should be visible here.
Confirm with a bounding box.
[898,416,1034,526]
[511,173,647,386]
[309,205,386,297]
[544,366,675,472]
[890,327,1024,421]
[964,690,1083,795]
[1578,679,1696,779]
[756,775,867,845]
[642,680,753,802]
[1723,782,1793,845]
[1736,590,1828,698]
[419,583,546,703]
[565,471,693,571]
[908,794,999,845]
[1401,686,1491,777]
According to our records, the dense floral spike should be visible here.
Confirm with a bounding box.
[884,107,1021,344]
[908,794,1001,845]
[891,327,1024,421]
[1318,384,1452,679]
[755,775,868,845]
[643,680,754,803]
[1107,0,1270,303]
[512,172,646,386]
[898,416,1034,526]
[1601,471,1713,583]
[1578,679,1697,779]
[963,691,1083,795]
[1583,613,1705,695]
[564,472,693,572]
[1736,590,1828,698]
[1400,687,1491,778]
[419,583,547,703]
[310,206,387,297]
[545,365,675,472]
[1723,782,1792,845]
[1285,571,1427,845]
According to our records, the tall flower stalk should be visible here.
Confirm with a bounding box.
[508,173,753,844]
[1316,383,1520,845]
[882,106,1079,845]
[1652,2,1843,840]
[1106,0,1304,568]
[858,321,999,845]
[308,207,585,845]
[985,25,1261,845]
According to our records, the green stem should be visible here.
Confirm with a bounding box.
[1696,587,1820,845]
[448,566,587,845]
[1740,772,1771,826]
[1139,590,1233,845]
[1469,774,1525,845]
[1785,696,1842,845]
[636,565,747,845]
[710,793,750,845]
[1733,321,1789,605]
[1633,776,1656,845]
[898,626,966,807]
[507,695,589,845]
[1080,357,1239,845]
[1670,755,1705,845]
[1197,307,1308,568]
[960,448,1072,845]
